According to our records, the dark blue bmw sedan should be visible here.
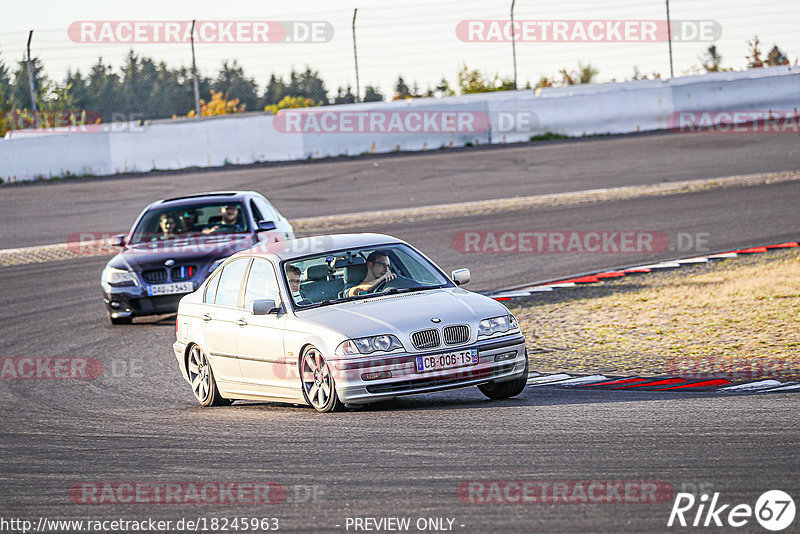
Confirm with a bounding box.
[101,191,294,324]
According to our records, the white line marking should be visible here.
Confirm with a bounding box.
[676,257,710,264]
[526,373,573,385]
[492,290,535,298]
[719,380,783,391]
[551,374,609,386]
[762,382,800,392]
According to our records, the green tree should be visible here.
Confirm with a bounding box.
[0,50,11,111]
[746,36,764,69]
[333,85,356,104]
[766,45,790,66]
[262,74,287,106]
[287,66,328,104]
[86,58,122,121]
[362,85,384,102]
[457,64,514,94]
[700,45,723,72]
[11,56,47,109]
[212,60,259,111]
[393,76,413,99]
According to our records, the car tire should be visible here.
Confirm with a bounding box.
[107,311,132,325]
[478,354,528,400]
[300,346,345,413]
[187,344,230,407]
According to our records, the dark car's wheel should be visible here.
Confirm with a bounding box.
[187,344,230,407]
[300,346,344,413]
[107,311,132,325]
[478,355,528,400]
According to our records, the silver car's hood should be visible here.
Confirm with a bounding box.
[295,288,509,340]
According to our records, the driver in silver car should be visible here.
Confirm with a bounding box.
[345,250,397,296]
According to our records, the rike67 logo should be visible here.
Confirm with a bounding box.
[668,490,795,531]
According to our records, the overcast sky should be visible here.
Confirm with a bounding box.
[1,0,797,97]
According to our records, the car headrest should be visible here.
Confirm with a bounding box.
[305,264,329,281]
[344,263,368,284]
[333,256,366,269]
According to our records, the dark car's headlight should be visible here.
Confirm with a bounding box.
[336,335,405,356]
[478,314,519,337]
[102,266,138,287]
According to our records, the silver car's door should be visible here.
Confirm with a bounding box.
[235,258,295,399]
[200,258,250,384]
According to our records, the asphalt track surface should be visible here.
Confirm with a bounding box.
[1,133,799,532]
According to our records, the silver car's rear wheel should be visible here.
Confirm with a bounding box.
[300,346,344,413]
[187,345,229,407]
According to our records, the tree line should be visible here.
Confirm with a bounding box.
[0,37,794,128]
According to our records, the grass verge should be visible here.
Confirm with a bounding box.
[508,246,800,380]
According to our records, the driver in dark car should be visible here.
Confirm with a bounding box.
[345,250,397,296]
[202,205,242,234]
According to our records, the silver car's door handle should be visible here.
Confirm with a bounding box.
[202,313,212,322]
[237,318,248,327]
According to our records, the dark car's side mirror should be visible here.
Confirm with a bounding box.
[257,220,277,231]
[110,234,126,247]
[251,298,281,315]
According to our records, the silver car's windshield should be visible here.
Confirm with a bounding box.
[131,202,249,244]
[284,244,453,308]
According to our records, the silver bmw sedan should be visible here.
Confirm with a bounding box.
[173,233,528,412]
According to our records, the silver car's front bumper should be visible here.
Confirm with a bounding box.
[332,334,527,404]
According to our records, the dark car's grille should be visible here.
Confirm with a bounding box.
[171,265,196,281]
[443,325,470,345]
[142,268,168,283]
[411,328,440,350]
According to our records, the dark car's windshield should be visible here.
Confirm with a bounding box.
[283,244,453,309]
[131,202,249,244]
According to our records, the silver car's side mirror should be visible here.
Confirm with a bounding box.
[110,234,126,247]
[251,299,280,315]
[451,268,471,286]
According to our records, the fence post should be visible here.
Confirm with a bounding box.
[191,20,202,116]
[26,30,38,128]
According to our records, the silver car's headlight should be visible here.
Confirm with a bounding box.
[478,314,518,337]
[102,266,138,287]
[336,335,405,356]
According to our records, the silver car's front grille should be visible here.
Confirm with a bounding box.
[443,325,470,345]
[411,328,440,350]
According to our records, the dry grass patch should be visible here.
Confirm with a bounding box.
[508,247,800,378]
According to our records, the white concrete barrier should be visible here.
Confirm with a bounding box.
[1,67,797,182]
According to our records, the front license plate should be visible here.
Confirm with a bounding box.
[416,348,478,373]
[147,282,193,296]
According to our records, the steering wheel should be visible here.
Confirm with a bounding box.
[208,224,241,234]
[373,275,416,293]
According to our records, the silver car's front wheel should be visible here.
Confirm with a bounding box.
[187,345,229,407]
[300,346,344,413]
